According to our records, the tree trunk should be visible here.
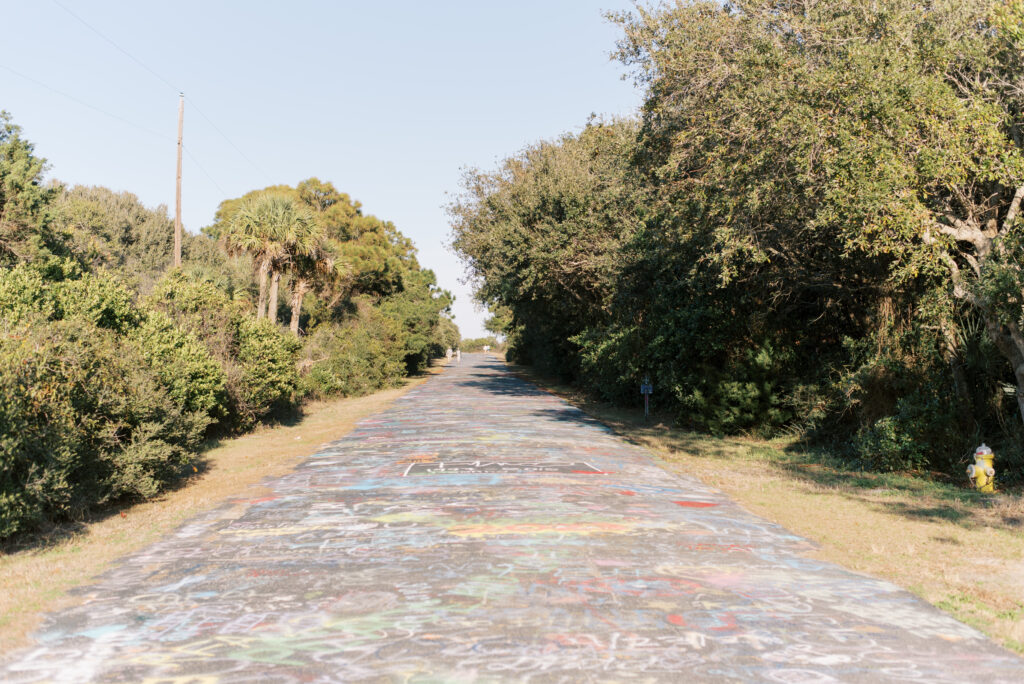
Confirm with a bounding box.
[936,185,1024,427]
[290,278,307,336]
[268,270,281,323]
[1006,326,1024,427]
[256,257,270,319]
[979,312,1024,426]
[939,319,973,430]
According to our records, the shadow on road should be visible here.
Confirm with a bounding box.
[497,359,1024,534]
[458,376,548,398]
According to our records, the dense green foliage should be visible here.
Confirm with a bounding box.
[0,316,198,538]
[0,113,59,265]
[460,336,503,352]
[0,112,459,537]
[209,179,455,382]
[452,0,1024,480]
[131,310,228,426]
[146,271,299,430]
[298,300,406,398]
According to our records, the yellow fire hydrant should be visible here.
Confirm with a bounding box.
[967,444,995,493]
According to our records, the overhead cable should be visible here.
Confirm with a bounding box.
[51,0,271,183]
[0,63,172,142]
[50,0,181,94]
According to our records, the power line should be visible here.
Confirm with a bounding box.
[50,0,271,183]
[50,0,180,93]
[187,98,273,182]
[2,63,231,195]
[183,145,228,195]
[0,63,172,142]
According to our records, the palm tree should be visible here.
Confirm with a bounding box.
[223,193,316,320]
[281,223,336,335]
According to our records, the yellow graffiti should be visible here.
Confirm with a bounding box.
[397,452,439,464]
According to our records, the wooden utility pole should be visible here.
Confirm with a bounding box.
[173,93,184,268]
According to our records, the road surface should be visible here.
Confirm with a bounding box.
[4,354,1023,682]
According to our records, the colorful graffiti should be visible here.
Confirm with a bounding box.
[3,354,1023,682]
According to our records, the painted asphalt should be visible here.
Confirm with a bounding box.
[4,353,1023,682]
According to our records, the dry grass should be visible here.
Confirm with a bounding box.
[509,363,1024,655]
[0,369,440,654]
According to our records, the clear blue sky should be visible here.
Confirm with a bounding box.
[0,1,643,337]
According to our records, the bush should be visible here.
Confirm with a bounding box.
[236,317,300,424]
[0,264,56,321]
[148,271,300,429]
[0,262,229,432]
[842,371,964,472]
[130,309,228,428]
[0,318,195,537]
[299,306,405,399]
[0,260,138,332]
[677,344,796,436]
[148,269,242,360]
[54,268,138,332]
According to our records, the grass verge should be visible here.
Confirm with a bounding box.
[508,362,1024,655]
[0,369,440,655]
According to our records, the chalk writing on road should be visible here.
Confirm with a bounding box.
[402,460,603,475]
[3,353,1023,683]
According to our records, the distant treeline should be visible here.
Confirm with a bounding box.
[451,0,1024,480]
[460,336,503,353]
[0,112,458,538]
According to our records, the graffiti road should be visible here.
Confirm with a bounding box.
[4,354,1023,682]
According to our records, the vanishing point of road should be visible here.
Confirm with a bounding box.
[4,354,1023,682]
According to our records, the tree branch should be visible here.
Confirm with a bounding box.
[963,253,981,278]
[937,215,989,249]
[1003,184,1024,235]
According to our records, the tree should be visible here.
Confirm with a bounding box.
[378,267,454,372]
[611,0,1024,422]
[432,315,461,355]
[0,112,60,265]
[51,185,177,292]
[284,227,333,335]
[484,304,511,338]
[222,192,316,320]
[449,119,641,372]
[449,0,1024,473]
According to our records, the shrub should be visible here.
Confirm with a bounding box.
[0,260,138,332]
[53,269,138,332]
[847,385,963,472]
[130,309,228,428]
[236,317,300,424]
[147,269,242,360]
[0,318,194,538]
[299,306,405,399]
[0,264,56,321]
[148,271,301,429]
[677,344,796,436]
[0,262,228,431]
